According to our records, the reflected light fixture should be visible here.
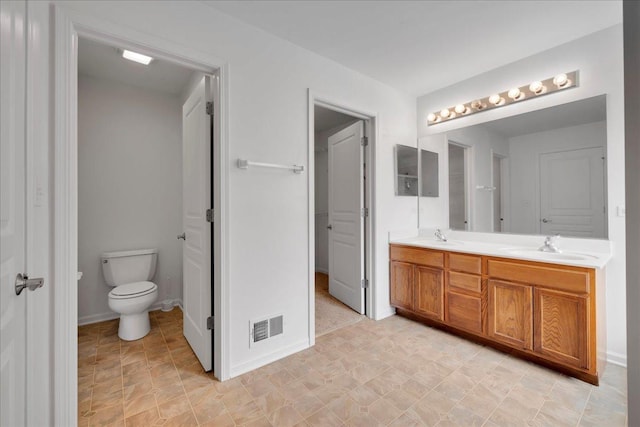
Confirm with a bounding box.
[427,70,579,126]
[122,49,154,65]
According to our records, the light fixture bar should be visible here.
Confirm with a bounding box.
[427,71,579,126]
[122,49,154,65]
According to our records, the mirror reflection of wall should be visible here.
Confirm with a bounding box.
[420,95,608,238]
[395,145,418,196]
[420,150,439,197]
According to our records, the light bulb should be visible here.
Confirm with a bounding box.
[489,94,503,105]
[454,104,467,114]
[440,108,451,118]
[471,100,485,110]
[529,81,544,94]
[507,88,522,100]
[553,73,568,87]
[427,113,437,122]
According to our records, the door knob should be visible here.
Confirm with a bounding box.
[327,224,333,230]
[15,273,44,296]
[542,218,552,223]
[177,232,186,240]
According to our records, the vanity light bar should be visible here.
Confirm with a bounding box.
[427,71,579,126]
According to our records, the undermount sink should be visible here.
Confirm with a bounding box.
[501,248,598,261]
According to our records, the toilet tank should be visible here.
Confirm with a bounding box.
[101,248,158,287]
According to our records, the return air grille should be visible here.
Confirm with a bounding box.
[250,314,284,346]
[253,320,269,342]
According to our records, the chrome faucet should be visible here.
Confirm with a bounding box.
[540,234,562,253]
[434,229,448,242]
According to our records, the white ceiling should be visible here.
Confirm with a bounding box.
[480,95,606,138]
[203,1,622,96]
[78,37,195,96]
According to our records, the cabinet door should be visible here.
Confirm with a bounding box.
[488,280,533,350]
[534,288,589,369]
[390,261,414,310]
[415,266,444,321]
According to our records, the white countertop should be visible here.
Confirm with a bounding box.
[389,229,613,269]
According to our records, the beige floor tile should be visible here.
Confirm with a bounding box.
[79,308,628,427]
[89,403,124,427]
[158,394,192,419]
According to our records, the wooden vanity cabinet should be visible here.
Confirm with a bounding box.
[390,243,602,384]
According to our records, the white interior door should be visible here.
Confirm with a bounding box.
[1,0,27,423]
[539,147,606,238]
[328,121,365,314]
[182,76,213,371]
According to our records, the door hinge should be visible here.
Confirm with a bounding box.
[206,209,214,223]
[361,136,368,147]
[361,278,369,289]
[361,207,369,218]
[206,101,214,116]
[207,316,214,330]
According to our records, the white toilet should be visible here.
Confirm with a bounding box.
[101,248,159,341]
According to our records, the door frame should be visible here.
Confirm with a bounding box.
[490,151,509,232]
[447,140,473,230]
[53,6,230,424]
[307,90,377,346]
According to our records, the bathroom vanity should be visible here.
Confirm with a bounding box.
[389,232,610,385]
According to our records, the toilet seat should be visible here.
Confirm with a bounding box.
[109,281,157,299]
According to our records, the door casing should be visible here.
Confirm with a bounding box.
[307,90,377,346]
[53,6,229,425]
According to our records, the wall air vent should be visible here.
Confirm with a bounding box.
[250,314,284,347]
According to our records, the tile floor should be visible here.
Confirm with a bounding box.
[78,309,627,426]
[315,273,364,337]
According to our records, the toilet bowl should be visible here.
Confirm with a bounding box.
[101,249,159,341]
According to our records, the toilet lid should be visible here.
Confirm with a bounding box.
[109,281,157,299]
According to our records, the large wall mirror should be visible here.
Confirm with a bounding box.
[419,95,608,238]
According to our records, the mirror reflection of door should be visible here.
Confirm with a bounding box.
[492,153,507,232]
[448,143,468,230]
[539,147,606,238]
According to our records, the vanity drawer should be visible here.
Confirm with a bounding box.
[449,253,482,275]
[390,246,444,268]
[447,291,483,334]
[448,271,482,294]
[487,259,590,293]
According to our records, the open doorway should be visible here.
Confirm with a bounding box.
[313,105,369,337]
[75,35,218,424]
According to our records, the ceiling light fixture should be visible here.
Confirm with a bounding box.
[122,49,154,65]
[427,70,578,126]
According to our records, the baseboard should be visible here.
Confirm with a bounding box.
[78,311,120,326]
[78,298,183,326]
[374,305,396,321]
[315,268,329,275]
[229,338,310,379]
[607,350,627,367]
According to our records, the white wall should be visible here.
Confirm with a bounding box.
[417,25,627,365]
[51,1,417,377]
[508,121,606,235]
[77,74,183,324]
